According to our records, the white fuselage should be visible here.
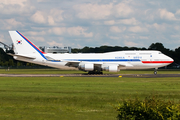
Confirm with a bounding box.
[14,50,173,71]
[9,31,173,73]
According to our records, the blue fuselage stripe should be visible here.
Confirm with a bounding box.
[16,31,47,60]
[65,59,141,62]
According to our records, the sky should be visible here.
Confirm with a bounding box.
[0,0,180,50]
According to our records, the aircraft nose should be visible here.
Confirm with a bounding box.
[168,57,174,63]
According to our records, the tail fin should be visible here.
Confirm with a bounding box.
[9,31,46,59]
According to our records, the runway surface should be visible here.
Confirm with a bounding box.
[1,73,180,78]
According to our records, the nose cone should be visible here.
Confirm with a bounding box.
[167,56,174,64]
[169,57,174,63]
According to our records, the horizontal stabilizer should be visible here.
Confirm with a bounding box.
[7,53,36,59]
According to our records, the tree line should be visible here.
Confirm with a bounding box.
[0,42,180,67]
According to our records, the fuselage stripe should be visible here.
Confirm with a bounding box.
[16,31,47,60]
[65,59,141,62]
[142,61,173,64]
[64,59,173,64]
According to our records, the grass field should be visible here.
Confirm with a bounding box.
[0,74,180,119]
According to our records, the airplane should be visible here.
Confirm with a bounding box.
[8,31,174,74]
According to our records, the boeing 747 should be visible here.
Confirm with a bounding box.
[8,31,174,74]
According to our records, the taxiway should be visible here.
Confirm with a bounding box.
[0,74,180,78]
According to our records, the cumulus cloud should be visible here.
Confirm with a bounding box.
[113,3,133,17]
[0,0,27,6]
[0,0,34,14]
[118,18,139,25]
[152,23,166,31]
[104,20,115,25]
[31,11,46,24]
[6,18,24,27]
[124,41,138,47]
[128,26,148,33]
[74,2,133,20]
[49,27,93,37]
[27,31,46,36]
[139,36,149,40]
[48,16,55,25]
[30,37,45,42]
[31,9,64,25]
[0,18,24,29]
[74,3,113,19]
[48,27,66,35]
[110,26,126,33]
[1,0,180,49]
[158,9,177,21]
[47,41,64,47]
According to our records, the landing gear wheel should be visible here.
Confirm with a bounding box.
[88,71,103,75]
[154,68,158,75]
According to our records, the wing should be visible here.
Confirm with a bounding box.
[118,63,133,68]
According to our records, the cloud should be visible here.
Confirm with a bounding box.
[74,2,133,20]
[128,26,148,33]
[48,16,55,25]
[30,9,64,25]
[48,27,66,35]
[47,41,64,47]
[158,9,177,21]
[124,41,138,47]
[31,11,46,24]
[113,3,133,17]
[0,0,27,6]
[47,9,64,25]
[118,18,139,25]
[27,31,46,36]
[152,23,166,31]
[0,0,35,14]
[139,36,149,40]
[74,3,113,19]
[104,20,115,25]
[49,27,93,37]
[30,37,45,42]
[0,18,24,29]
[6,19,24,27]
[1,0,180,49]
[67,26,93,37]
[110,26,126,33]
[109,36,119,40]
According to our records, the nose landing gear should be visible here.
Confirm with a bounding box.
[154,68,158,75]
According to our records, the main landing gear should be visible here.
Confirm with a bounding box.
[88,71,103,75]
[154,68,158,75]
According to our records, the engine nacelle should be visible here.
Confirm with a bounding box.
[104,65,119,72]
[79,63,94,71]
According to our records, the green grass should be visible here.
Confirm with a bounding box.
[0,68,180,74]
[0,77,180,120]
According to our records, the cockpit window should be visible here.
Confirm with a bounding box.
[159,52,162,54]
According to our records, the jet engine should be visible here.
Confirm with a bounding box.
[103,65,119,72]
[79,63,94,71]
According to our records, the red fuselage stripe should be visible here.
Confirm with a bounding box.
[142,61,173,64]
[17,31,46,54]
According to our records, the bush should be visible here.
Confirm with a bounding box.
[115,96,180,120]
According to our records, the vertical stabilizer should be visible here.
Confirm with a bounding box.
[9,31,46,60]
